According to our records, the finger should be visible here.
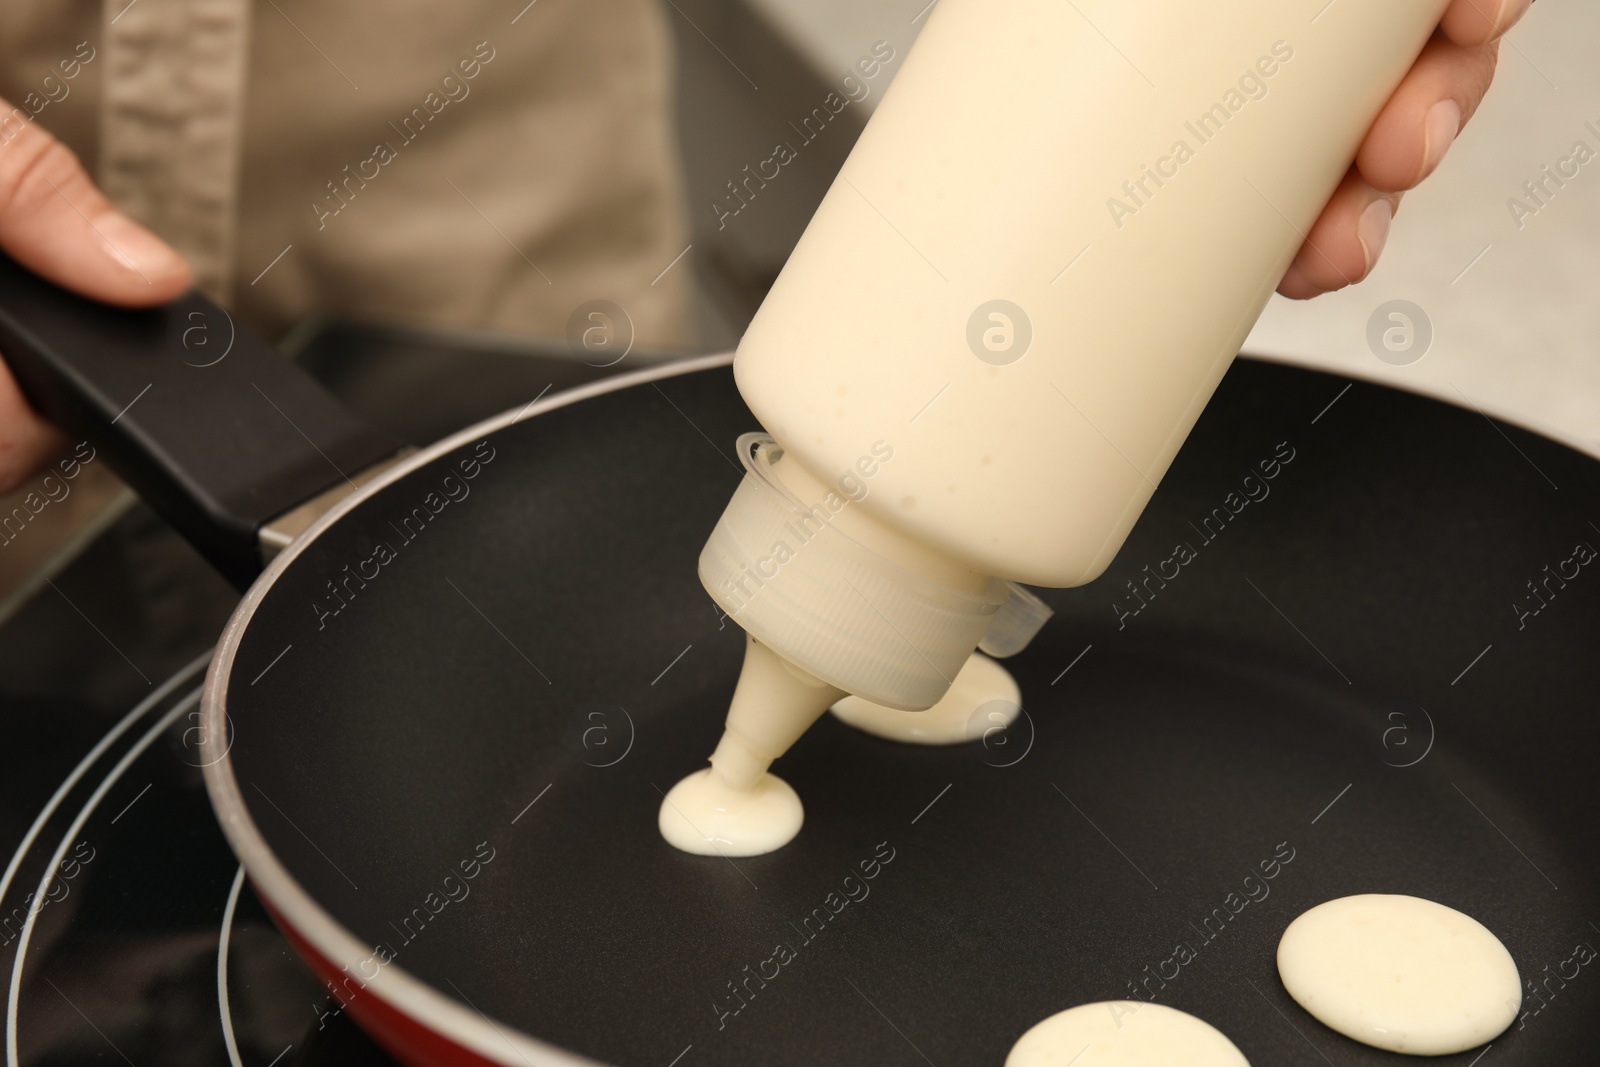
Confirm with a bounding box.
[1355,33,1499,192]
[0,98,189,305]
[1441,0,1534,46]
[0,355,66,494]
[1276,167,1402,299]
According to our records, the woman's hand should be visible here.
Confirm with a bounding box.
[1277,0,1532,299]
[0,94,190,493]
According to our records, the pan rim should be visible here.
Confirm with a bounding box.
[194,348,1591,1064]
[1238,347,1600,461]
[200,350,735,1067]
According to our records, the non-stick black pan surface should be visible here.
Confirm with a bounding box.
[213,356,1598,1066]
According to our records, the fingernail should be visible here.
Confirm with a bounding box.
[1357,198,1393,276]
[94,212,186,280]
[1419,98,1462,182]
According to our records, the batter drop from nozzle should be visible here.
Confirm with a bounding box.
[658,634,843,856]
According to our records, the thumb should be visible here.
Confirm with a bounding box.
[0,355,65,494]
[0,98,190,305]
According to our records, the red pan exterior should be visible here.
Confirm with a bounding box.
[265,895,495,1067]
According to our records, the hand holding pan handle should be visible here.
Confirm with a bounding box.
[0,250,404,589]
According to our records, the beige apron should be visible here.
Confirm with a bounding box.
[0,0,692,345]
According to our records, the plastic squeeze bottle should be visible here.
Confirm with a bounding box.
[659,0,1452,856]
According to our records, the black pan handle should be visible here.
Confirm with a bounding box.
[0,251,403,588]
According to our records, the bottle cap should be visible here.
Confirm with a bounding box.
[980,582,1054,659]
[701,434,1041,710]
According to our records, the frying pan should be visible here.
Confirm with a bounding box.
[1,250,1596,1067]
